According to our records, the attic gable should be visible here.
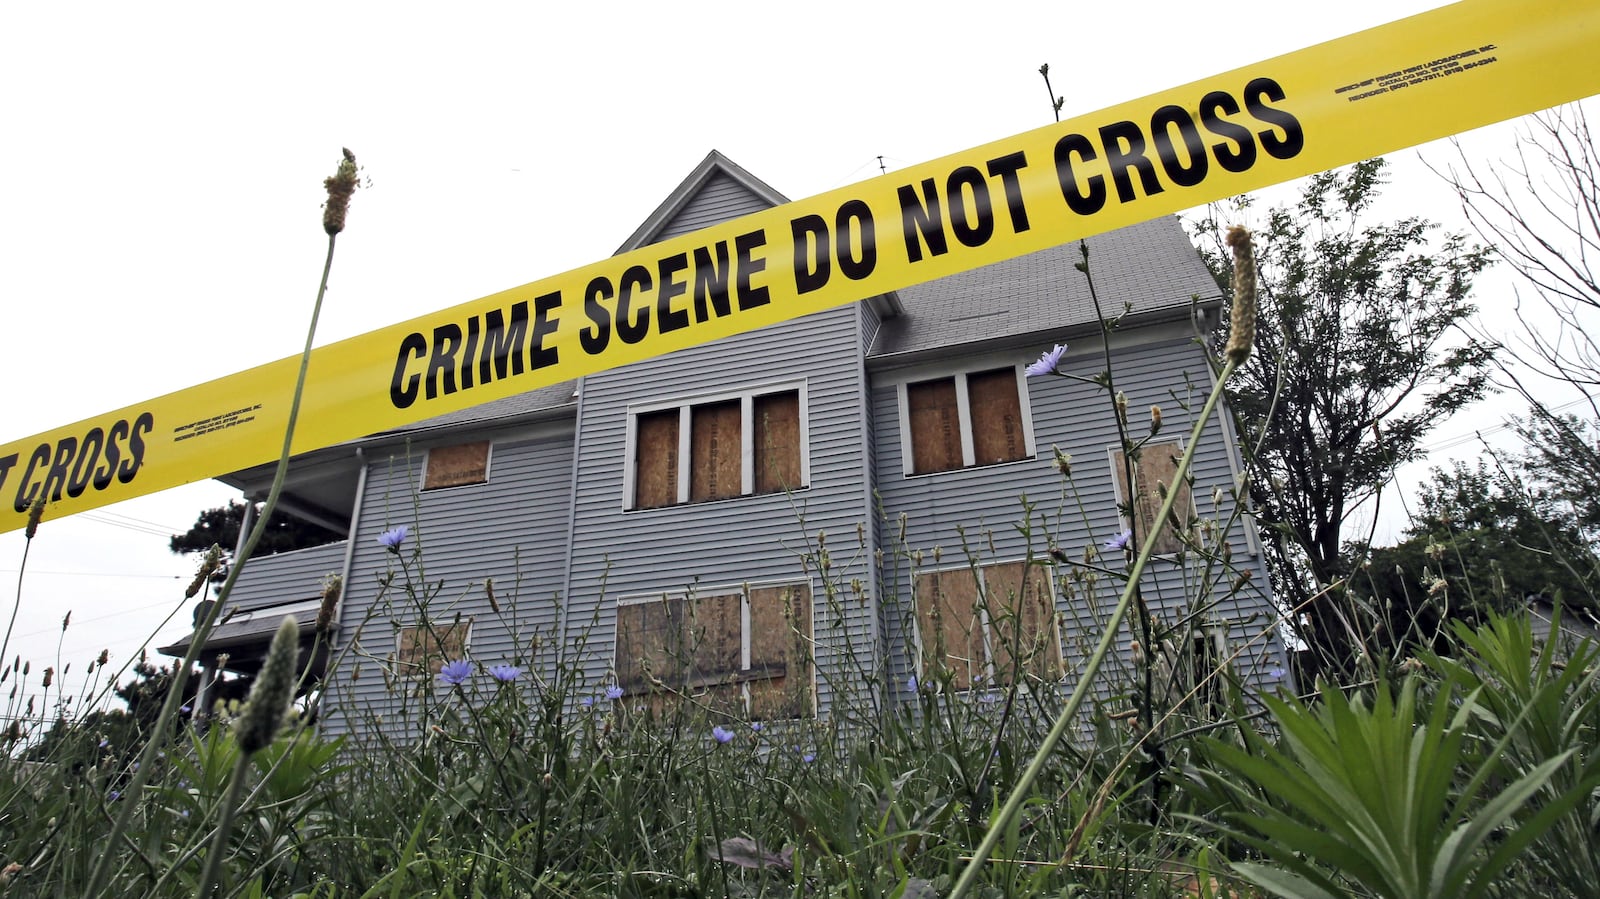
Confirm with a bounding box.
[616,150,789,253]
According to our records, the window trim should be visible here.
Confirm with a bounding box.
[896,363,1037,477]
[622,380,811,511]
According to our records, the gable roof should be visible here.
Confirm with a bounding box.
[616,150,791,253]
[871,214,1220,358]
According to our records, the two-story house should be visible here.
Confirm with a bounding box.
[163,150,1287,731]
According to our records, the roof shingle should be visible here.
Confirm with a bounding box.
[873,215,1218,357]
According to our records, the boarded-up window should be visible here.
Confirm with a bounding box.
[982,561,1062,683]
[748,583,814,719]
[614,583,814,720]
[615,597,685,691]
[915,566,987,689]
[423,441,490,490]
[968,369,1027,466]
[631,387,807,509]
[904,368,1032,475]
[907,378,963,474]
[915,562,1061,688]
[685,592,743,687]
[753,391,802,494]
[635,410,680,509]
[1111,441,1195,555]
[690,401,742,502]
[396,618,471,676]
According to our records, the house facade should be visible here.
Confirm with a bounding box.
[164,151,1287,731]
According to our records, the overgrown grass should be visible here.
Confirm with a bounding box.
[3,488,1596,899]
[3,161,1597,898]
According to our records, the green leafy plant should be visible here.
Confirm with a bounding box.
[1193,676,1588,898]
[1425,611,1600,892]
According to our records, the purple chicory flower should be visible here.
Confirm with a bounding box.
[1025,343,1068,377]
[581,695,595,708]
[750,722,763,732]
[1103,529,1133,551]
[711,725,734,744]
[906,675,918,693]
[605,684,624,700]
[1267,667,1286,680]
[437,659,473,686]
[802,752,815,764]
[487,664,521,683]
[378,525,409,553]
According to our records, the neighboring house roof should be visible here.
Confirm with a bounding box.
[872,214,1220,359]
[1527,595,1600,644]
[157,597,327,676]
[159,598,322,654]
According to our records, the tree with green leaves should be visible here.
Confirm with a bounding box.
[1193,158,1496,678]
[1356,458,1599,659]
[169,499,341,561]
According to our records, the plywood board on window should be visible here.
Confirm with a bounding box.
[1112,441,1195,555]
[635,410,680,509]
[615,598,685,691]
[968,369,1027,465]
[907,378,962,474]
[396,618,471,675]
[686,592,742,684]
[423,441,490,490]
[915,567,986,689]
[753,391,803,494]
[749,583,814,719]
[690,400,742,502]
[983,561,1062,683]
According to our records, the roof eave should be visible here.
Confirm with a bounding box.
[866,296,1221,369]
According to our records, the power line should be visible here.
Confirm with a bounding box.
[77,512,177,539]
[0,570,182,579]
[5,598,191,644]
[1419,394,1590,456]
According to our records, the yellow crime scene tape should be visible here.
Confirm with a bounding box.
[3,0,1598,535]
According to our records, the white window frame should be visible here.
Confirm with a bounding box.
[895,363,1038,477]
[622,380,811,511]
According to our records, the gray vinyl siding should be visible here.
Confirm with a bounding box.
[652,171,773,243]
[322,426,575,736]
[871,336,1282,700]
[564,303,879,717]
[224,541,347,613]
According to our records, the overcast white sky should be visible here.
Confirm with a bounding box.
[1,1,1591,718]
